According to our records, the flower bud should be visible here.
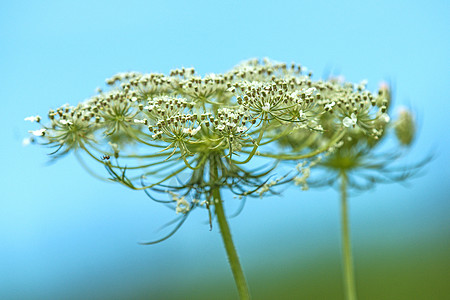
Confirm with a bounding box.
[395,108,415,146]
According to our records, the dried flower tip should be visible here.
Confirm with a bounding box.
[168,191,190,214]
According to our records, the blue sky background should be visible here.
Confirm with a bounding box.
[1,1,449,299]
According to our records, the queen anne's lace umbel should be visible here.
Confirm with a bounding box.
[25,58,395,216]
[26,58,424,300]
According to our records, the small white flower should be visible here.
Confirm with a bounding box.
[236,126,248,133]
[290,91,300,99]
[343,113,358,127]
[183,127,201,136]
[29,129,46,136]
[324,101,335,111]
[216,124,225,131]
[191,126,201,136]
[262,102,271,112]
[144,105,155,111]
[226,121,236,128]
[206,73,217,80]
[299,110,306,119]
[130,97,138,102]
[304,87,316,96]
[381,113,390,123]
[24,115,41,122]
[60,119,73,125]
[182,128,191,135]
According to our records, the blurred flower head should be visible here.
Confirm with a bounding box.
[282,82,429,192]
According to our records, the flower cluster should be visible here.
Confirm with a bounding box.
[26,58,430,300]
[285,82,426,192]
[26,58,393,234]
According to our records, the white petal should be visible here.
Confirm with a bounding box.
[191,127,201,135]
[299,110,305,118]
[381,113,390,123]
[304,87,316,95]
[262,103,271,112]
[29,129,46,136]
[24,115,40,122]
[343,117,353,127]
[290,91,300,98]
[60,119,72,125]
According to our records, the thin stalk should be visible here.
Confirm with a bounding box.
[340,172,357,300]
[211,159,251,300]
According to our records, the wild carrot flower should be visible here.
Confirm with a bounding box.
[26,58,391,299]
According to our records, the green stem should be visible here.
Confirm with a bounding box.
[340,172,357,300]
[211,160,251,300]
